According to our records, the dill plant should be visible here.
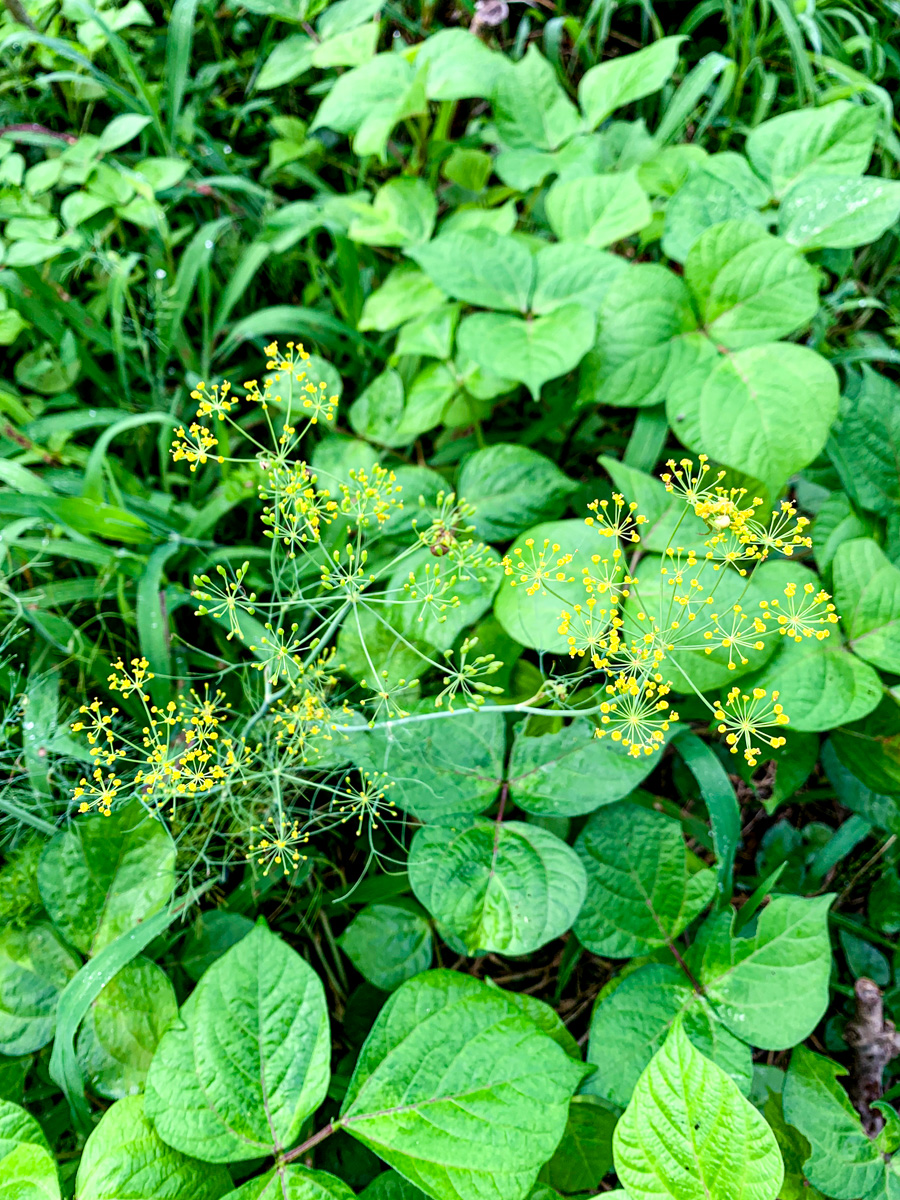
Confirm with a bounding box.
[65,343,840,884]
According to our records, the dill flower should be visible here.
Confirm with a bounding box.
[703,604,768,671]
[434,637,504,709]
[191,380,233,421]
[108,657,154,701]
[339,464,403,528]
[247,814,309,877]
[171,422,223,471]
[595,677,678,757]
[249,623,305,685]
[331,770,397,835]
[502,538,574,596]
[192,562,256,641]
[761,583,839,641]
[713,686,789,767]
[73,768,121,816]
[585,493,646,542]
[558,598,611,668]
[661,455,723,506]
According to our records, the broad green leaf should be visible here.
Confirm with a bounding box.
[684,220,820,349]
[311,23,379,68]
[830,367,900,515]
[414,29,507,101]
[76,957,177,1100]
[495,134,603,191]
[348,710,504,821]
[700,894,833,1049]
[831,696,900,796]
[339,970,587,1200]
[662,157,769,261]
[358,266,446,332]
[813,493,869,572]
[0,924,80,1056]
[779,175,900,250]
[360,1175,429,1200]
[349,369,405,443]
[578,264,713,409]
[339,901,433,990]
[492,45,581,152]
[222,1165,356,1200]
[541,1096,616,1193]
[458,444,578,541]
[408,818,587,956]
[443,147,493,191]
[255,34,315,89]
[493,518,603,652]
[531,243,627,315]
[545,170,652,247]
[145,924,330,1162]
[584,963,752,1107]
[395,304,459,360]
[613,1023,783,1200]
[0,1099,59,1200]
[823,737,900,836]
[180,910,254,981]
[747,101,879,196]
[638,143,707,196]
[75,1095,232,1200]
[666,341,839,497]
[349,179,436,247]
[457,305,595,399]
[508,719,663,816]
[98,113,152,152]
[37,801,176,956]
[310,54,425,158]
[409,230,534,312]
[783,1046,889,1200]
[834,538,900,672]
[574,803,715,957]
[745,636,881,731]
[579,37,683,129]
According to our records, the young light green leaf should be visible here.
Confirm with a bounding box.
[541,1096,616,1193]
[409,229,534,312]
[579,37,684,129]
[0,924,80,1056]
[310,54,425,159]
[75,1095,232,1200]
[545,170,652,247]
[492,45,581,151]
[0,1098,60,1200]
[666,341,839,497]
[457,305,595,399]
[700,895,833,1049]
[574,803,715,957]
[783,1045,890,1200]
[662,158,769,262]
[339,901,433,991]
[747,101,879,196]
[585,963,752,1107]
[358,265,446,332]
[76,957,177,1099]
[408,818,587,956]
[834,538,900,673]
[145,923,330,1162]
[37,800,175,956]
[613,1022,784,1200]
[339,970,588,1200]
[684,220,820,349]
[458,444,577,541]
[779,175,900,250]
[414,28,507,101]
[348,179,437,247]
[222,1165,356,1200]
[530,242,627,315]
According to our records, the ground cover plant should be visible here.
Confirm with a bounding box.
[4,0,900,1197]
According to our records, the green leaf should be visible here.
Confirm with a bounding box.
[409,230,534,312]
[349,369,405,443]
[613,1022,784,1200]
[348,711,504,821]
[180,910,254,981]
[585,963,752,1107]
[222,1165,356,1200]
[254,32,315,88]
[831,367,900,515]
[666,341,839,497]
[832,696,900,796]
[747,101,879,196]
[458,444,577,541]
[395,304,459,360]
[493,518,603,652]
[579,36,684,129]
[813,493,869,571]
[310,54,425,158]
[545,170,652,247]
[0,1099,60,1200]
[662,157,769,261]
[414,29,507,101]
[834,537,900,672]
[75,1095,232,1200]
[145,924,330,1162]
[339,901,433,990]
[574,803,715,957]
[408,818,587,956]
[542,1096,616,1193]
[37,801,176,956]
[349,179,437,247]
[530,242,627,316]
[98,113,152,152]
[779,175,900,250]
[783,1046,889,1200]
[358,266,446,333]
[578,263,712,409]
[0,924,80,1056]
[359,1174,429,1200]
[699,895,833,1049]
[684,220,820,349]
[508,719,663,816]
[457,305,595,399]
[492,45,581,151]
[339,970,587,1200]
[76,957,177,1099]
[746,636,881,732]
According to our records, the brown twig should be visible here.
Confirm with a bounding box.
[845,977,900,1136]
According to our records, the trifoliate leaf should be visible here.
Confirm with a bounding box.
[747,101,879,196]
[0,923,80,1056]
[613,1022,784,1200]
[545,170,652,247]
[834,537,900,673]
[222,1165,356,1200]
[457,305,596,399]
[779,175,900,250]
[574,804,716,958]
[579,36,683,129]
[339,901,433,991]
[145,924,330,1162]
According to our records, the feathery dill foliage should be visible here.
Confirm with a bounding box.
[67,347,839,878]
